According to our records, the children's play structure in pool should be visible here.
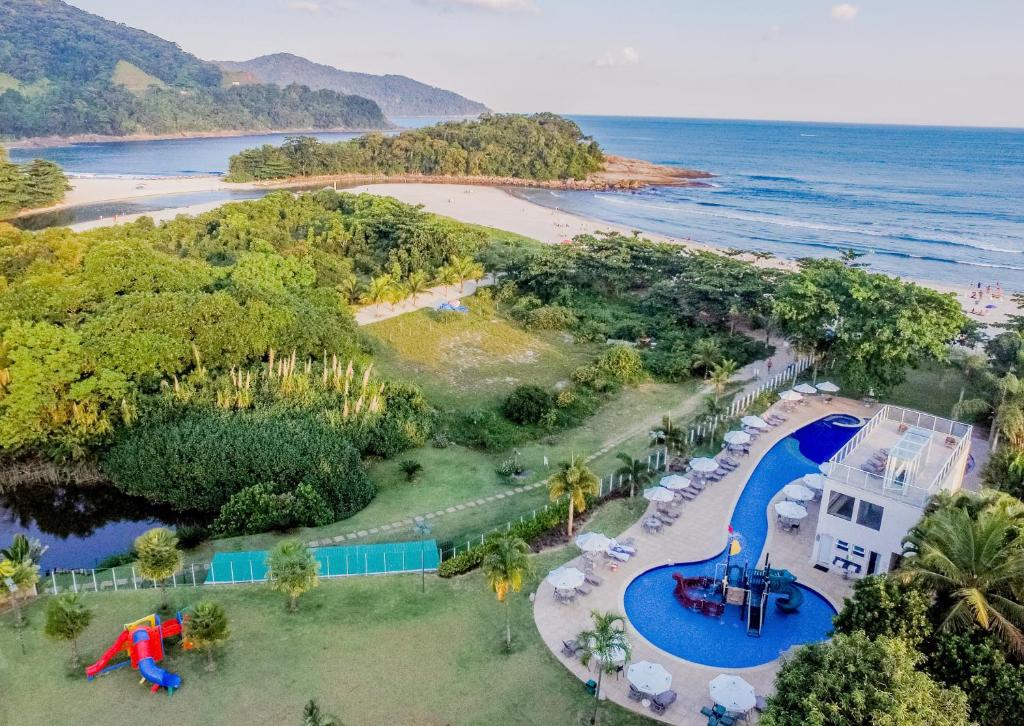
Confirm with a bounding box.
[85,612,191,694]
[672,555,803,637]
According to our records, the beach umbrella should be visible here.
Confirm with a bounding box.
[779,390,803,402]
[741,415,769,429]
[546,566,585,591]
[783,483,814,502]
[643,486,675,503]
[709,674,756,712]
[575,532,612,553]
[660,474,692,491]
[723,430,751,445]
[815,381,840,393]
[774,501,809,520]
[690,457,720,473]
[627,661,672,695]
[793,383,817,395]
[801,473,827,491]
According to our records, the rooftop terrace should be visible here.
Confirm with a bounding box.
[821,405,972,507]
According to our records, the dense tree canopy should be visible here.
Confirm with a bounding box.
[227,114,605,182]
[0,148,68,218]
[0,0,388,138]
[774,258,967,393]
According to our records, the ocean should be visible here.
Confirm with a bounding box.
[10,115,1024,289]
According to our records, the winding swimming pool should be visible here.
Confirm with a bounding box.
[623,414,863,668]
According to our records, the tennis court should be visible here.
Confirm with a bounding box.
[205,539,439,584]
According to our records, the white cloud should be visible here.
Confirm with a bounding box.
[287,1,321,11]
[594,46,640,68]
[830,4,859,22]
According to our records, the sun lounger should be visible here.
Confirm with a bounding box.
[618,537,636,550]
[585,571,604,586]
[575,582,592,596]
[655,512,675,526]
[605,548,631,562]
[680,488,697,500]
[610,540,637,554]
[656,506,679,519]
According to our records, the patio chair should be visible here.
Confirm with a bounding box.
[642,520,660,534]
[562,639,580,657]
[651,690,677,714]
[700,706,718,725]
[755,696,768,712]
[628,684,645,702]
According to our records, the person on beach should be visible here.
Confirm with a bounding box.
[766,358,773,374]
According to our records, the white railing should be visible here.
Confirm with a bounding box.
[824,404,973,507]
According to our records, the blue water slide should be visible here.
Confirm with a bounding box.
[131,629,182,691]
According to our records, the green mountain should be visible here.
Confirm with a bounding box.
[217,53,489,118]
[0,0,389,139]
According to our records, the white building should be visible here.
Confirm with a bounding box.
[811,405,972,578]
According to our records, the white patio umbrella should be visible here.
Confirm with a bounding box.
[690,457,720,473]
[783,483,814,502]
[709,674,756,712]
[801,473,827,491]
[774,500,809,520]
[723,430,751,446]
[793,383,818,395]
[627,661,672,695]
[546,566,585,591]
[815,381,840,393]
[779,390,803,402]
[575,532,612,553]
[741,415,769,429]
[643,486,675,503]
[660,474,692,491]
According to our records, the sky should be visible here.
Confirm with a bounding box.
[73,0,1024,128]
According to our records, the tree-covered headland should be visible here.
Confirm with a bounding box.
[226,114,604,182]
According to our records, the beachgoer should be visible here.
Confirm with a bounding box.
[766,359,774,373]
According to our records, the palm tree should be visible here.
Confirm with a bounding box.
[386,280,409,311]
[943,350,988,417]
[405,269,431,304]
[577,610,632,723]
[481,533,533,651]
[449,255,484,292]
[301,699,338,726]
[134,528,182,609]
[267,539,319,612]
[727,302,742,333]
[184,600,230,671]
[955,372,1024,453]
[548,457,600,537]
[359,274,394,316]
[691,338,722,379]
[435,265,459,296]
[702,396,729,442]
[44,593,92,665]
[615,452,650,498]
[709,359,738,401]
[898,502,1024,655]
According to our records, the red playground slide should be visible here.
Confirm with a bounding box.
[85,613,187,694]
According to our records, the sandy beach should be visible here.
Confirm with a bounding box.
[50,175,1020,329]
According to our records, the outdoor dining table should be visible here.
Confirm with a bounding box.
[643,517,663,532]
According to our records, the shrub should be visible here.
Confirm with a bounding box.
[104,411,374,520]
[213,482,333,536]
[502,385,555,425]
[430,430,450,448]
[96,551,136,569]
[450,408,526,452]
[555,389,577,408]
[571,364,612,391]
[832,575,933,647]
[174,524,210,550]
[598,344,644,384]
[400,459,423,482]
[523,304,577,330]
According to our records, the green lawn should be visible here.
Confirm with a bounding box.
[888,361,983,420]
[0,546,654,726]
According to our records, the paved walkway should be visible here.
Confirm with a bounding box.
[532,397,872,725]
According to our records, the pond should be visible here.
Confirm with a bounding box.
[0,484,185,571]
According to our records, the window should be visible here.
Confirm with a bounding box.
[856,501,885,530]
[827,492,856,521]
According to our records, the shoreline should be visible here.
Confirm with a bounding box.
[40,176,1019,330]
[3,125,393,150]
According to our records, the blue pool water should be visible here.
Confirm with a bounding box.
[623,414,862,668]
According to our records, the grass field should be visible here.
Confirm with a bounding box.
[366,307,599,409]
[888,360,984,421]
[1,514,653,726]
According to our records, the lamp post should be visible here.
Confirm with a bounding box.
[413,518,432,594]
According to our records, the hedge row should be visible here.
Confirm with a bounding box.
[438,493,604,577]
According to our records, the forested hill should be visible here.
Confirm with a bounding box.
[0,0,389,138]
[218,54,489,118]
[227,113,605,182]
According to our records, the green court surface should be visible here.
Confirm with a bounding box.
[205,540,439,584]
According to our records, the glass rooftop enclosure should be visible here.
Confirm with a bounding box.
[820,405,972,507]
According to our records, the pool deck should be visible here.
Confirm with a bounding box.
[532,397,878,725]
